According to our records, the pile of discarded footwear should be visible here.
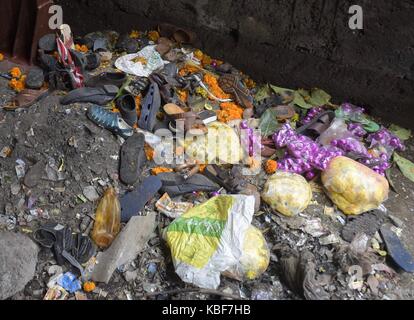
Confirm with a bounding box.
[1,22,414,301]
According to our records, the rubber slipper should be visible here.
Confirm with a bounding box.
[158,172,220,197]
[120,176,163,222]
[218,74,254,109]
[33,223,62,249]
[115,33,140,53]
[60,84,119,105]
[380,224,414,273]
[87,105,133,139]
[128,77,150,95]
[116,94,137,127]
[341,209,388,242]
[138,82,161,132]
[119,133,146,186]
[72,233,97,264]
[297,111,335,137]
[3,88,49,111]
[85,72,127,88]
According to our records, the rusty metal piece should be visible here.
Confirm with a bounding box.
[0,0,54,65]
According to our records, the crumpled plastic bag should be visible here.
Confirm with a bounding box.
[184,121,244,164]
[321,156,389,215]
[262,171,312,217]
[114,45,166,77]
[223,226,270,281]
[164,195,255,289]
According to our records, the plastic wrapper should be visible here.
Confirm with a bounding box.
[164,195,255,289]
[321,156,389,215]
[184,122,243,164]
[318,118,354,146]
[156,193,194,219]
[114,45,166,77]
[223,226,270,281]
[261,172,312,217]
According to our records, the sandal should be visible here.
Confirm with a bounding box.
[218,74,254,109]
[120,176,163,222]
[341,209,388,242]
[119,133,146,186]
[157,172,220,197]
[87,105,133,139]
[381,224,414,273]
[296,111,335,138]
[138,82,162,132]
[163,103,207,134]
[3,88,49,111]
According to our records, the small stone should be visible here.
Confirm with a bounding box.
[25,67,44,89]
[0,231,39,299]
[83,186,100,202]
[124,270,138,282]
[11,182,21,195]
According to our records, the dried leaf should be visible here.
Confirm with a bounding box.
[255,84,272,102]
[394,153,414,183]
[308,88,331,106]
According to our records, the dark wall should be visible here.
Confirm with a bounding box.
[56,0,414,128]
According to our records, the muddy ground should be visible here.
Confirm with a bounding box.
[1,61,414,300]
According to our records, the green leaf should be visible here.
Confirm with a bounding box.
[394,153,414,183]
[259,108,282,137]
[308,88,331,106]
[255,84,272,102]
[293,91,313,109]
[389,124,411,141]
[269,84,294,95]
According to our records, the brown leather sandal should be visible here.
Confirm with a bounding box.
[163,103,207,135]
[3,88,49,111]
[218,74,254,109]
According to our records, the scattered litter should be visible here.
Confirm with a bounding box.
[57,272,82,293]
[83,186,100,202]
[155,193,194,219]
[15,159,26,179]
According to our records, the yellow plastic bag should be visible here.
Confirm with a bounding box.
[262,172,312,217]
[184,122,243,164]
[165,195,255,289]
[321,156,389,215]
[223,226,270,281]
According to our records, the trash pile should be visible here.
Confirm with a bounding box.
[1,23,414,300]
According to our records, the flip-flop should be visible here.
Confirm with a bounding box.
[341,209,388,242]
[3,88,49,111]
[138,82,161,132]
[297,111,335,137]
[120,176,163,222]
[85,53,101,70]
[158,172,220,197]
[380,224,414,273]
[85,72,127,88]
[87,105,134,139]
[119,133,146,186]
[61,85,119,105]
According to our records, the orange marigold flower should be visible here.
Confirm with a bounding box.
[177,89,188,103]
[9,77,25,92]
[10,67,22,79]
[178,64,199,77]
[75,44,88,53]
[0,53,4,61]
[203,74,230,100]
[148,30,160,42]
[194,49,204,61]
[83,281,96,293]
[144,144,154,161]
[265,160,278,174]
[135,94,142,118]
[130,30,141,39]
[217,102,244,123]
[151,167,174,175]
